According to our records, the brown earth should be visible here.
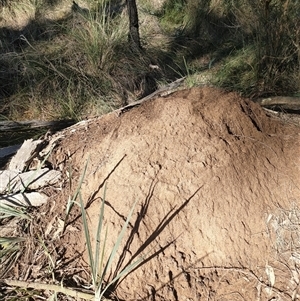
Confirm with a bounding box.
[29,87,300,300]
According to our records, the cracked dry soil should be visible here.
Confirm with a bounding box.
[46,87,300,300]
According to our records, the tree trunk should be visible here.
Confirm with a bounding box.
[126,0,142,50]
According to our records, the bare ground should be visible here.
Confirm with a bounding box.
[3,87,300,300]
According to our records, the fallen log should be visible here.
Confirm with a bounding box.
[0,119,76,132]
[8,139,45,172]
[257,96,300,113]
[0,168,61,194]
[0,192,48,207]
[0,144,21,159]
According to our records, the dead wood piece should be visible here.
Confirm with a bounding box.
[1,279,99,300]
[116,77,186,115]
[16,168,61,192]
[0,144,21,159]
[258,96,300,106]
[0,119,76,132]
[8,139,45,172]
[0,192,48,207]
[0,170,19,193]
[39,134,65,157]
[257,96,300,112]
[0,168,61,193]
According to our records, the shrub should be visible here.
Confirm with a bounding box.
[0,0,159,120]
[215,0,300,97]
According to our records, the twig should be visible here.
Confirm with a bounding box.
[116,77,186,115]
[1,279,110,300]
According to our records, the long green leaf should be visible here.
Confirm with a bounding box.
[64,158,89,232]
[95,227,108,300]
[79,192,96,286]
[71,157,89,205]
[0,236,25,246]
[99,254,144,298]
[0,203,30,220]
[98,200,138,296]
[94,184,107,286]
[78,180,142,299]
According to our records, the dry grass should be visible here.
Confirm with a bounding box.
[214,0,300,97]
[0,0,299,121]
[0,0,164,121]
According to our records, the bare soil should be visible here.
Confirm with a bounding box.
[7,87,300,300]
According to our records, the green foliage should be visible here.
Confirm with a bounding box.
[212,0,300,97]
[214,46,257,95]
[251,0,300,96]
[0,158,146,300]
[0,203,31,220]
[0,0,157,121]
[0,0,299,121]
[157,0,300,97]
[63,158,89,232]
[0,203,29,279]
[63,159,145,299]
[159,0,186,31]
[79,185,144,300]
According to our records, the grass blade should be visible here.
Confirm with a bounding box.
[98,200,138,296]
[94,184,107,287]
[79,192,96,286]
[64,158,89,232]
[99,254,144,298]
[0,203,30,220]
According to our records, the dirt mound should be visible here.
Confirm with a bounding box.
[51,87,300,300]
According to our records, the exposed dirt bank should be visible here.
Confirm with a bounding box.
[17,87,300,300]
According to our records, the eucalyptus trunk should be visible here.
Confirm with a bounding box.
[126,0,142,50]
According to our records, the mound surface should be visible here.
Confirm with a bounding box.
[51,87,300,300]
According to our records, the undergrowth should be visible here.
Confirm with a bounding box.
[0,159,144,300]
[0,0,299,122]
[158,0,300,98]
[0,0,163,121]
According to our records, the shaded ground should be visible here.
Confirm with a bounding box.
[3,87,300,300]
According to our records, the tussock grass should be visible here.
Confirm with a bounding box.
[79,186,143,300]
[0,203,30,280]
[0,0,299,122]
[157,0,300,98]
[0,159,145,300]
[213,46,257,96]
[214,0,300,97]
[65,160,145,299]
[0,0,161,121]
[0,203,31,220]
